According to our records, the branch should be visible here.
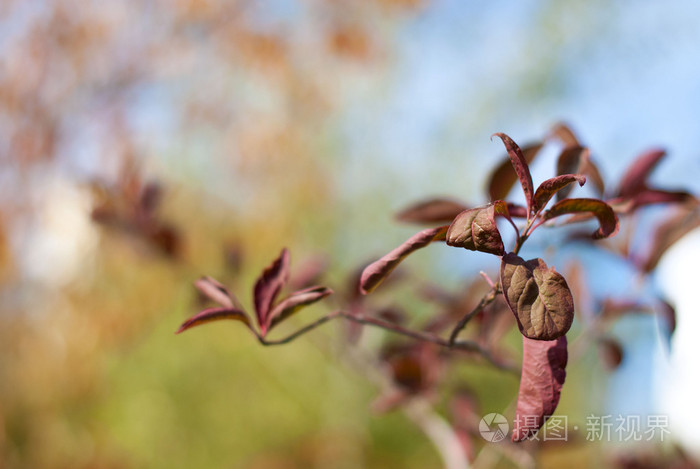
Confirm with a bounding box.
[259,310,519,374]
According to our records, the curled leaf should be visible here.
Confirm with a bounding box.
[533,174,586,213]
[266,286,334,331]
[396,198,469,224]
[176,307,252,334]
[543,198,619,239]
[555,146,604,200]
[491,133,535,211]
[487,141,543,202]
[254,248,291,335]
[446,203,506,256]
[512,336,568,442]
[500,253,574,340]
[360,225,449,294]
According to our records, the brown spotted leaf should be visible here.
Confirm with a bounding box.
[266,286,334,331]
[512,336,568,442]
[543,198,619,239]
[396,198,469,224]
[446,202,507,256]
[533,174,586,213]
[360,225,449,294]
[254,248,290,335]
[500,253,574,340]
[490,134,537,211]
[176,307,252,334]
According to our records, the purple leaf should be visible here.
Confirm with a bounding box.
[627,189,696,210]
[617,148,666,197]
[194,276,237,309]
[490,133,536,212]
[266,286,334,331]
[543,198,619,239]
[396,198,469,224]
[446,202,507,256]
[506,202,528,218]
[254,248,290,335]
[360,225,449,294]
[533,174,586,213]
[500,253,574,341]
[176,307,252,334]
[512,336,568,442]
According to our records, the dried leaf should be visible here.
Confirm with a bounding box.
[176,307,252,334]
[489,134,537,211]
[253,248,290,335]
[543,198,619,239]
[266,286,333,330]
[360,225,449,294]
[446,203,506,256]
[512,336,568,442]
[533,174,586,213]
[396,198,469,224]
[500,254,574,340]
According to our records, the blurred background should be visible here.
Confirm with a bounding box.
[1,0,700,467]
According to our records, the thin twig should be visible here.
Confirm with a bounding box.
[448,285,500,346]
[260,310,520,374]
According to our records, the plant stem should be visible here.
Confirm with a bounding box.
[261,310,519,373]
[447,285,500,346]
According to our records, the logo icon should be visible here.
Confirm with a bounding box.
[479,413,509,442]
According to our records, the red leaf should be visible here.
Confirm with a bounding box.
[500,254,574,340]
[396,198,469,224]
[617,148,666,197]
[487,141,544,202]
[543,198,619,239]
[360,225,449,294]
[512,336,568,442]
[253,248,290,335]
[176,307,252,334]
[490,133,536,212]
[533,174,586,213]
[265,286,334,331]
[446,203,507,256]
